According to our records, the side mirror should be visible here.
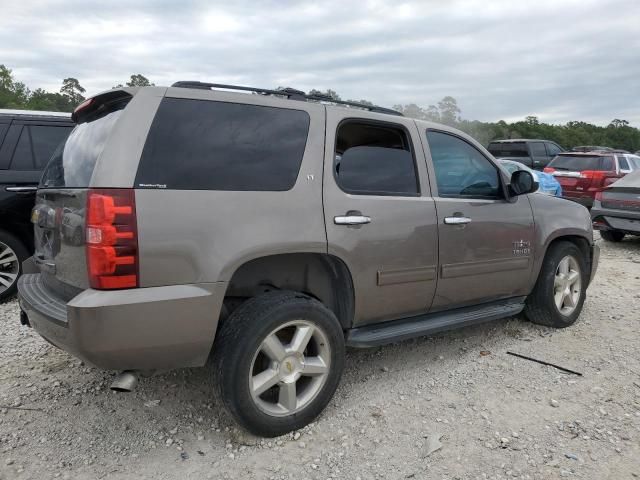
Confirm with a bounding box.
[509,170,538,196]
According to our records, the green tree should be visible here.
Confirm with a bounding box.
[60,77,85,106]
[126,74,154,87]
[437,96,461,126]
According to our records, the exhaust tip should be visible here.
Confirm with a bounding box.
[110,371,138,393]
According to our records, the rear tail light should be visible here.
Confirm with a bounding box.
[594,191,603,202]
[543,167,555,173]
[580,170,619,191]
[71,97,94,122]
[86,189,138,289]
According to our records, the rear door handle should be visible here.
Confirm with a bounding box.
[5,186,37,193]
[334,215,371,225]
[444,216,472,225]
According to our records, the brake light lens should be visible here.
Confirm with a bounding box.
[86,189,138,289]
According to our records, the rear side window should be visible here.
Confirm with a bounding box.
[549,155,613,172]
[488,142,528,158]
[545,142,562,156]
[135,98,310,191]
[41,102,128,188]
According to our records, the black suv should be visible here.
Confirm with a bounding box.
[487,139,564,169]
[0,110,73,301]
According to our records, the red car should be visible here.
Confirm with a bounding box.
[544,152,636,207]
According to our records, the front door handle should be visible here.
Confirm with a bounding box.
[334,215,371,225]
[444,216,472,225]
[6,186,38,193]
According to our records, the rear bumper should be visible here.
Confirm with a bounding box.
[591,206,640,234]
[18,273,226,370]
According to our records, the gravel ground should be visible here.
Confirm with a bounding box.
[1,234,639,480]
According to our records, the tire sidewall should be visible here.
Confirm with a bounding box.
[538,243,588,327]
[216,293,345,437]
[0,230,28,302]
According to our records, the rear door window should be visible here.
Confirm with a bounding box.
[10,127,33,170]
[334,121,418,196]
[135,98,310,191]
[30,125,73,168]
[529,142,547,157]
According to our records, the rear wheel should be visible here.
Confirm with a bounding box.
[600,230,625,242]
[0,230,28,303]
[524,241,587,328]
[213,291,345,437]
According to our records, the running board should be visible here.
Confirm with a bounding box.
[346,298,526,348]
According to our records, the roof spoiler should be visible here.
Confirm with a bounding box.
[72,90,133,124]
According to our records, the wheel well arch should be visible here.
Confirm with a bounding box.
[541,234,592,277]
[223,253,355,329]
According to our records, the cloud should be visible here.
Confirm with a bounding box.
[1,0,639,125]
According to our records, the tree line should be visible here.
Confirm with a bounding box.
[0,65,153,113]
[1,65,638,152]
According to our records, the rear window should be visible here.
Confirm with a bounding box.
[40,102,127,188]
[135,98,310,191]
[549,155,613,172]
[488,142,529,158]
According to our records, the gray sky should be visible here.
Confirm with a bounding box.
[2,0,639,125]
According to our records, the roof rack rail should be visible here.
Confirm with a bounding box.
[171,81,403,116]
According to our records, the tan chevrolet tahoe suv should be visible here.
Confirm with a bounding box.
[18,82,599,437]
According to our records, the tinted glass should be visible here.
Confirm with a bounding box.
[336,146,418,195]
[41,105,126,188]
[530,142,547,157]
[545,143,562,156]
[30,125,73,168]
[136,98,310,191]
[427,131,500,198]
[10,127,34,170]
[549,155,613,172]
[0,124,7,147]
[618,156,630,170]
[488,142,528,157]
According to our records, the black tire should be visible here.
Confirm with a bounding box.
[600,230,625,242]
[0,230,29,303]
[524,241,587,328]
[212,290,345,437]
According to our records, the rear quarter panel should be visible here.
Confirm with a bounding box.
[134,91,327,287]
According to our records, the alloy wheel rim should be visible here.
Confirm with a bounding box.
[249,320,331,417]
[554,255,582,316]
[0,241,19,295]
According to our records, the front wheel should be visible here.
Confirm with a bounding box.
[524,241,587,328]
[212,291,345,437]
